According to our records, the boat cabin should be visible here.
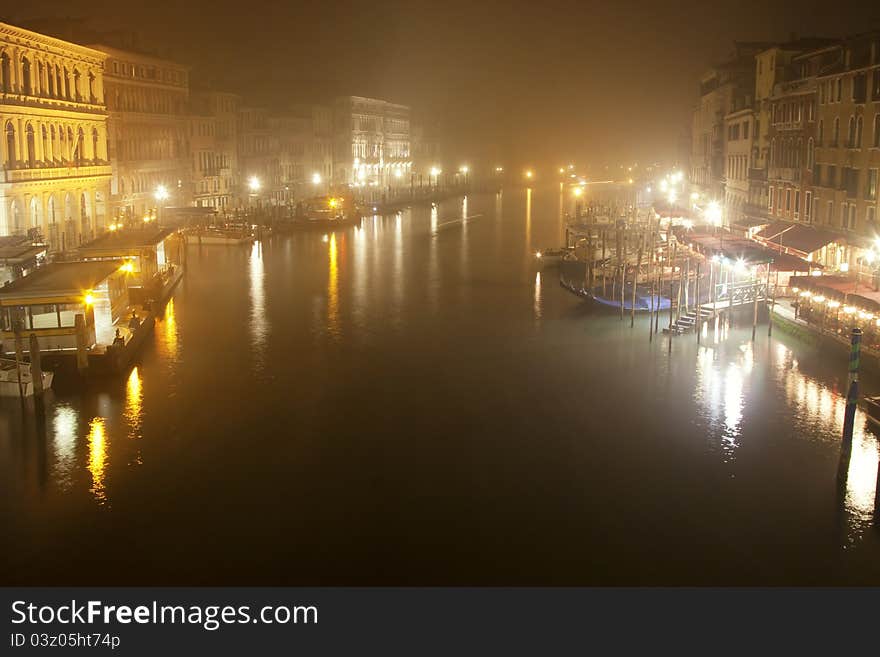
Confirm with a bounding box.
[0,243,48,286]
[0,260,129,354]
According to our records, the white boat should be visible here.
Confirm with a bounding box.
[534,247,570,268]
[0,358,54,397]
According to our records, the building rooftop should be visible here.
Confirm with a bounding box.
[78,227,175,251]
[0,261,123,299]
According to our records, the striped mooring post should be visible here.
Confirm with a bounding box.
[842,327,862,444]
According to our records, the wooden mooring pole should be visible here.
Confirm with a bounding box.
[631,246,642,328]
[28,333,43,400]
[74,314,89,376]
[842,327,862,444]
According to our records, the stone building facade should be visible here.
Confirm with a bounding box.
[190,91,240,210]
[333,96,411,190]
[94,45,191,223]
[1,21,111,252]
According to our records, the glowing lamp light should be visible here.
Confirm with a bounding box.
[248,176,261,192]
[865,251,876,264]
[682,219,694,231]
[312,173,322,185]
[706,200,723,226]
[690,192,699,201]
[735,258,747,272]
[108,223,118,232]
[525,170,534,179]
[495,166,504,172]
[646,186,652,193]
[322,234,329,243]
[659,180,669,192]
[839,262,850,272]
[573,187,583,197]
[394,169,403,178]
[559,167,565,174]
[459,166,469,174]
[154,184,169,202]
[430,166,441,177]
[120,262,135,274]
[328,198,339,209]
[667,189,677,204]
[536,251,543,259]
[84,292,95,306]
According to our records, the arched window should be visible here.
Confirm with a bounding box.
[49,125,56,161]
[833,117,840,146]
[875,114,880,148]
[25,124,35,167]
[818,120,824,145]
[21,56,32,95]
[807,138,815,170]
[66,126,73,161]
[5,122,16,166]
[88,72,95,102]
[796,138,803,168]
[92,127,99,161]
[855,116,863,148]
[41,125,49,161]
[0,52,10,93]
[74,127,84,162]
[770,138,776,167]
[848,116,856,147]
[63,68,71,99]
[47,63,55,96]
[73,69,81,101]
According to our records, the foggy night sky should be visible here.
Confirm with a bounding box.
[5,0,878,170]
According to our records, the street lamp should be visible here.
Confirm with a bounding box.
[430,166,441,188]
[312,172,322,186]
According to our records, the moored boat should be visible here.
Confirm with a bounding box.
[863,395,880,426]
[534,247,571,268]
[0,358,54,397]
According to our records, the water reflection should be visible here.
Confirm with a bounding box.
[328,233,339,337]
[534,271,542,320]
[159,297,179,360]
[248,242,268,365]
[124,366,144,461]
[87,417,108,505]
[525,188,532,257]
[51,405,77,489]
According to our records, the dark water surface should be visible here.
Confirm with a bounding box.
[2,186,880,585]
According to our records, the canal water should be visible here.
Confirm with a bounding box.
[2,186,880,585]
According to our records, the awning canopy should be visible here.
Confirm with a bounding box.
[754,221,841,256]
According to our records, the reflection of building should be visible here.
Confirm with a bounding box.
[190,91,240,210]
[1,21,111,252]
[333,96,410,190]
[94,45,190,223]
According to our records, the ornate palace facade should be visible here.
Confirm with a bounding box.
[0,22,111,252]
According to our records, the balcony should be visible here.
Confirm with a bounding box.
[768,168,799,182]
[0,163,112,184]
[0,91,105,115]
